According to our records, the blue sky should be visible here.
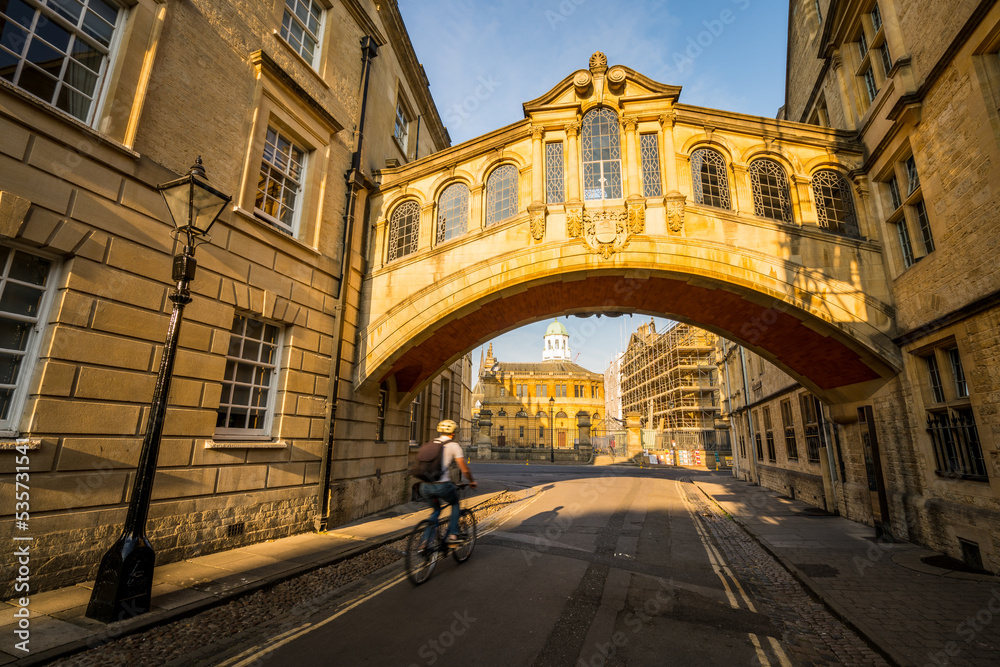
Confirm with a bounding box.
[396,0,790,377]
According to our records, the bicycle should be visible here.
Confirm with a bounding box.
[405,483,477,585]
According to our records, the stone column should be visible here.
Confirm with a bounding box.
[732,164,752,215]
[470,183,484,231]
[565,121,581,202]
[659,111,680,195]
[626,411,642,461]
[792,175,816,226]
[531,125,544,205]
[576,412,592,450]
[476,409,493,459]
[623,116,640,198]
[419,201,435,248]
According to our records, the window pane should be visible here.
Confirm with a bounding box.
[750,159,792,223]
[545,142,564,203]
[8,249,51,285]
[640,134,661,197]
[485,164,518,226]
[436,182,469,243]
[581,107,622,200]
[691,148,730,209]
[0,318,31,351]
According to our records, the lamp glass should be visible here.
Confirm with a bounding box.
[159,177,229,236]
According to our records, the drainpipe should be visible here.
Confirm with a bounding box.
[739,346,759,484]
[318,36,378,531]
[413,116,421,160]
[817,399,840,514]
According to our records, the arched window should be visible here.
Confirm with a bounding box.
[812,170,859,237]
[485,164,519,225]
[436,182,469,243]
[581,107,623,200]
[536,411,547,418]
[556,411,568,418]
[387,200,420,261]
[515,409,528,418]
[497,408,507,417]
[749,159,792,223]
[691,148,731,209]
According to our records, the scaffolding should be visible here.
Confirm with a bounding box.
[620,321,728,450]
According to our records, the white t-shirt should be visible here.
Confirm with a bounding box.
[434,439,465,483]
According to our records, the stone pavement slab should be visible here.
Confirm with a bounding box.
[1,483,518,666]
[691,473,1000,667]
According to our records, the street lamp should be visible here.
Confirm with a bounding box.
[549,396,556,463]
[86,157,231,623]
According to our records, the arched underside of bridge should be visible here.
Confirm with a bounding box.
[361,266,900,407]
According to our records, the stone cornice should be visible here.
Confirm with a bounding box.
[249,50,343,133]
[378,0,450,149]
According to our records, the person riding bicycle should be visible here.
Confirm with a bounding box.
[420,419,476,546]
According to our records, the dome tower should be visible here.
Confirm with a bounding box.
[542,319,571,362]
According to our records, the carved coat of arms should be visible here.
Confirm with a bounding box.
[583,209,629,259]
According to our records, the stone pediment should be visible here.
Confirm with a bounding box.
[522,52,681,115]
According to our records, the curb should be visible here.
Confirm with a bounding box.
[690,480,906,667]
[17,486,535,666]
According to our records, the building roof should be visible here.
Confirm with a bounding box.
[545,320,568,336]
[496,361,601,378]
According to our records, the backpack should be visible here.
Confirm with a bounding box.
[411,437,445,482]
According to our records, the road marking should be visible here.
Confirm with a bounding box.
[219,571,409,667]
[748,633,772,667]
[767,635,794,667]
[676,480,744,610]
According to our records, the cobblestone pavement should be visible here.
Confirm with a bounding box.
[681,482,890,666]
[50,491,522,667]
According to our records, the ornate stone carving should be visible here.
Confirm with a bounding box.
[658,111,676,128]
[583,208,629,259]
[573,70,593,94]
[626,200,645,234]
[530,208,546,241]
[566,207,583,238]
[623,116,639,132]
[531,125,545,140]
[589,51,608,70]
[607,66,627,92]
[564,121,580,137]
[666,197,686,233]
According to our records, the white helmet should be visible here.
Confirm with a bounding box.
[437,419,458,434]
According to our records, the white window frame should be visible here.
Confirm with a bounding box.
[0,245,60,435]
[0,0,127,126]
[394,97,411,154]
[255,124,308,236]
[279,0,325,68]
[215,314,284,440]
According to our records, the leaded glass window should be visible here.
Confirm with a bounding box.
[887,176,902,210]
[870,3,883,32]
[217,315,281,437]
[640,134,662,197]
[256,126,306,235]
[905,156,919,195]
[812,170,858,236]
[581,107,623,200]
[280,0,323,66]
[691,148,730,209]
[915,200,934,253]
[485,164,518,225]
[0,246,54,431]
[436,182,469,243]
[878,43,892,78]
[388,200,419,262]
[897,219,915,268]
[545,142,565,203]
[749,159,792,223]
[863,66,878,103]
[0,0,123,123]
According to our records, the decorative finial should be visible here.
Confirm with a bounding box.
[589,51,607,70]
[189,155,206,178]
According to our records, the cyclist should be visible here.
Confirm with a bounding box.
[421,419,476,546]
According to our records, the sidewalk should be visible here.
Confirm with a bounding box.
[692,473,1000,667]
[1,481,519,666]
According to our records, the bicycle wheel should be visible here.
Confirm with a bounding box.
[452,509,477,563]
[405,520,439,585]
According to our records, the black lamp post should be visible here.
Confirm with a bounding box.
[549,396,556,463]
[86,158,231,623]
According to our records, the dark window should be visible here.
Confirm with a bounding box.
[376,382,388,442]
[691,148,730,209]
[749,159,792,223]
[388,200,420,261]
[763,406,776,462]
[812,170,858,236]
[409,392,422,442]
[863,66,878,103]
[780,399,798,459]
[948,348,968,398]
[914,200,934,253]
[887,177,902,211]
[897,220,915,268]
[926,354,945,403]
[800,394,821,462]
[545,142,565,203]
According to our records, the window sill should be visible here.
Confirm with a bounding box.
[273,31,330,89]
[0,438,42,451]
[201,439,289,450]
[231,206,320,255]
[934,471,989,483]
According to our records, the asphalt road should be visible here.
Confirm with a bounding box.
[220,465,796,666]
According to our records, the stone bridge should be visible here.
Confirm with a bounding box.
[357,53,900,407]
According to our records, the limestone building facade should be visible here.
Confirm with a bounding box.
[0,0,463,596]
[760,0,1000,568]
[472,326,604,450]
